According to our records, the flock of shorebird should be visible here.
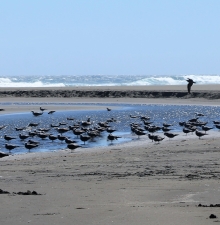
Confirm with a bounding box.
[0,106,219,155]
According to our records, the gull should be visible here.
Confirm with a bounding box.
[25,142,39,151]
[48,110,55,114]
[164,132,179,140]
[67,143,81,150]
[80,134,91,144]
[40,107,47,111]
[31,111,43,116]
[107,134,122,143]
[195,130,208,139]
[201,125,213,133]
[5,144,19,152]
[4,135,16,141]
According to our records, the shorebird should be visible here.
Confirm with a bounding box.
[153,135,164,144]
[201,125,213,133]
[49,134,58,142]
[195,130,208,139]
[65,138,77,144]
[5,144,19,151]
[80,134,91,144]
[164,132,179,140]
[107,107,112,111]
[28,122,39,127]
[4,135,16,141]
[195,112,205,117]
[107,134,122,142]
[67,117,75,121]
[215,124,220,130]
[183,128,191,135]
[162,127,173,132]
[67,143,81,150]
[57,134,67,142]
[106,127,117,133]
[48,110,55,114]
[15,126,26,131]
[31,111,43,116]
[148,133,158,142]
[163,123,173,127]
[0,108,5,111]
[73,129,85,137]
[134,129,146,138]
[37,132,49,140]
[25,142,39,151]
[19,133,29,140]
[27,140,39,145]
[40,107,47,111]
[56,127,69,135]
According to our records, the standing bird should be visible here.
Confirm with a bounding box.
[195,130,208,139]
[107,107,112,111]
[186,78,196,94]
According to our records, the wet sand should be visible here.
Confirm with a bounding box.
[0,85,220,224]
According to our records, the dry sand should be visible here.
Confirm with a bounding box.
[1,85,220,225]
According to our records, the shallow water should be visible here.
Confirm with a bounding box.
[0,103,220,155]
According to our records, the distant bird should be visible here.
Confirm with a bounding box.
[195,112,204,117]
[49,134,58,142]
[134,129,146,138]
[31,111,43,116]
[148,133,158,142]
[37,132,49,140]
[50,124,60,128]
[67,117,75,121]
[4,135,16,141]
[65,138,77,144]
[164,132,179,140]
[201,125,213,133]
[183,128,191,135]
[186,78,196,94]
[153,135,165,144]
[163,123,173,127]
[106,127,117,133]
[25,142,39,151]
[27,140,39,145]
[107,107,112,111]
[162,127,172,132]
[195,130,208,139]
[57,134,67,142]
[48,110,55,114]
[80,134,91,144]
[67,143,81,150]
[5,144,19,151]
[213,121,220,125]
[19,133,29,140]
[107,134,122,142]
[15,126,26,131]
[40,107,47,111]
[73,129,85,137]
[28,122,39,127]
[215,124,220,130]
[56,127,69,135]
[130,115,138,118]
[0,108,5,111]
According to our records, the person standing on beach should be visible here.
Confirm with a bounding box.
[186,78,196,94]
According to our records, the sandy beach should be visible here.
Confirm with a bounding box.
[1,85,220,225]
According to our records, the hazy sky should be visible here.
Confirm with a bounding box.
[1,1,219,76]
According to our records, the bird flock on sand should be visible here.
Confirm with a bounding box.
[0,106,219,156]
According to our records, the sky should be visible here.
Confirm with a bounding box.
[0,0,220,76]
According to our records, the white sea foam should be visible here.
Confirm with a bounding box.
[0,75,220,87]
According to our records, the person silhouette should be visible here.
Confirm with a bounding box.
[186,78,196,94]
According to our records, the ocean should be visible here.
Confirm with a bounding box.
[0,74,220,87]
